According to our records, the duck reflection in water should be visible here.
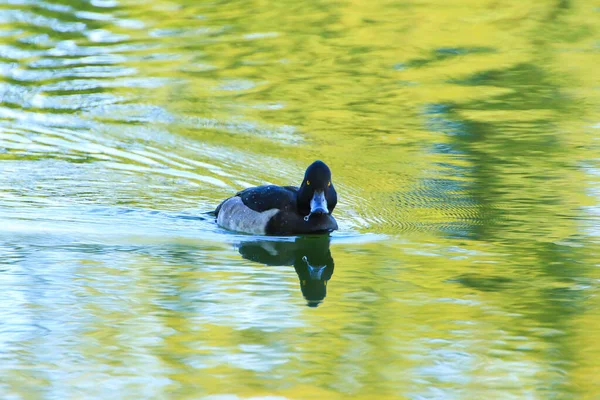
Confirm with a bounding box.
[236,235,334,307]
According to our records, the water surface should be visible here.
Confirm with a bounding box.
[1,0,600,398]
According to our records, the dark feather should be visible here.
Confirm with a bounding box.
[236,185,298,213]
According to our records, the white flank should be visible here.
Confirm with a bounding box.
[217,197,279,234]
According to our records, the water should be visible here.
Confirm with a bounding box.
[1,0,599,398]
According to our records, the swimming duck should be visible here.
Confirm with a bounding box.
[215,160,338,235]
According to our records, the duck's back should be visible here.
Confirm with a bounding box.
[215,185,296,235]
[235,185,298,213]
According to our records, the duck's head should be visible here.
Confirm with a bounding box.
[297,160,337,218]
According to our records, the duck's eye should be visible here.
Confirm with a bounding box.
[307,180,310,186]
[328,181,331,187]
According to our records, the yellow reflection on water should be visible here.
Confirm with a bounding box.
[0,0,599,398]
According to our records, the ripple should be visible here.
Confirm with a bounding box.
[9,65,137,81]
[31,92,125,110]
[29,54,126,68]
[0,9,86,33]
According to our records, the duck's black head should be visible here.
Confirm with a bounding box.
[297,160,337,218]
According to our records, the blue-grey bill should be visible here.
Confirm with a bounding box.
[310,190,328,214]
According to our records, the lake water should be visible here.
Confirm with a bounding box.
[1,0,600,398]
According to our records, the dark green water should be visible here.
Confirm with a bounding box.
[1,0,600,398]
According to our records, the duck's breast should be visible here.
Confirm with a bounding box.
[265,211,338,235]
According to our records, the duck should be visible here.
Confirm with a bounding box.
[215,160,338,235]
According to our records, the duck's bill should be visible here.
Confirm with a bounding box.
[310,190,329,214]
